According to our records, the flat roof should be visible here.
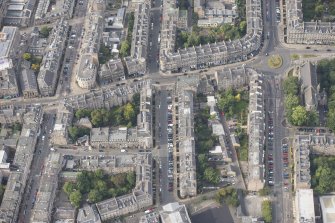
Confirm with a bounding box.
[320,196,335,223]
[296,189,315,223]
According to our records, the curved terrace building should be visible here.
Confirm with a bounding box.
[159,0,263,72]
[76,0,104,89]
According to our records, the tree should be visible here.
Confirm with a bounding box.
[91,110,103,127]
[40,26,52,38]
[215,188,240,207]
[69,191,82,208]
[99,44,111,64]
[315,166,335,194]
[119,40,130,58]
[63,182,76,195]
[75,109,91,119]
[126,171,136,188]
[218,90,235,114]
[262,200,272,223]
[315,4,324,17]
[123,103,135,121]
[203,167,220,185]
[68,126,90,141]
[327,109,335,131]
[284,94,299,110]
[198,154,208,170]
[77,171,92,194]
[283,76,299,95]
[111,173,127,187]
[88,189,103,203]
[239,21,247,34]
[307,110,319,126]
[31,63,40,72]
[0,185,5,202]
[95,169,105,180]
[23,53,31,61]
[12,122,22,132]
[291,106,308,126]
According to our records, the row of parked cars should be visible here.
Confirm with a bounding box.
[298,128,328,133]
[267,113,274,186]
[282,143,289,190]
[167,98,174,192]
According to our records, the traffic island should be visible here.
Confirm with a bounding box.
[267,55,283,69]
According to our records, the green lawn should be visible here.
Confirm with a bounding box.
[237,131,248,161]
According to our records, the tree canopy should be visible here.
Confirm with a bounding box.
[203,167,221,185]
[68,126,90,142]
[63,170,136,207]
[215,188,240,207]
[69,191,82,208]
[290,105,308,126]
[40,26,52,38]
[23,53,31,61]
[283,76,299,95]
[311,156,335,194]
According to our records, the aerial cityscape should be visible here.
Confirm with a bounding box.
[1,0,335,222]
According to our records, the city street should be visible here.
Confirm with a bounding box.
[17,112,56,223]
[147,0,162,73]
[155,89,176,204]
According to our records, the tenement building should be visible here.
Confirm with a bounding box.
[247,71,265,191]
[214,66,250,91]
[0,26,20,99]
[286,0,335,44]
[64,79,151,109]
[37,18,68,96]
[124,1,150,77]
[176,88,197,198]
[34,0,75,24]
[76,0,104,89]
[2,0,34,26]
[0,107,42,223]
[51,103,73,146]
[160,0,262,72]
[30,152,64,223]
[20,68,39,98]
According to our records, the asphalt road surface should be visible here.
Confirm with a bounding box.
[147,0,162,73]
[156,89,176,204]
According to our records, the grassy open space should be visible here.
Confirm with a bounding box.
[290,54,300,60]
[268,55,283,69]
[302,54,317,58]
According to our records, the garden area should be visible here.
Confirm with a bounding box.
[176,22,247,49]
[215,188,240,207]
[310,155,335,194]
[283,76,318,126]
[119,12,134,58]
[63,169,136,207]
[194,107,221,189]
[317,58,335,131]
[68,93,140,141]
[217,89,249,124]
[235,128,248,161]
[302,0,335,22]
